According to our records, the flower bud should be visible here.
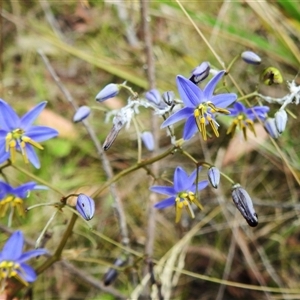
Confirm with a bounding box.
[162,91,175,106]
[145,89,161,106]
[241,51,261,65]
[73,106,91,123]
[103,257,126,286]
[141,131,155,151]
[231,184,258,227]
[95,83,120,102]
[207,167,220,189]
[264,118,280,139]
[274,109,287,134]
[189,61,210,84]
[260,67,283,85]
[76,194,95,221]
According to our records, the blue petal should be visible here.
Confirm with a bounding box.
[1,231,23,261]
[211,93,236,108]
[190,180,209,193]
[203,71,225,99]
[154,196,175,209]
[161,107,193,128]
[0,143,10,165]
[0,99,20,130]
[176,75,203,107]
[19,264,37,282]
[174,167,189,192]
[234,102,247,113]
[150,185,175,196]
[13,182,36,198]
[26,126,58,142]
[183,115,198,140]
[188,168,200,186]
[20,102,47,130]
[18,249,48,263]
[25,144,41,169]
[0,181,13,195]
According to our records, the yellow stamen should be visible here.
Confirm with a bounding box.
[206,115,219,137]
[22,136,44,150]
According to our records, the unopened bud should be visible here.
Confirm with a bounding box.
[95,83,120,102]
[241,51,261,65]
[162,91,175,106]
[264,118,280,139]
[274,109,287,134]
[103,257,127,286]
[189,62,210,84]
[76,194,95,221]
[207,167,220,189]
[260,67,283,85]
[141,131,155,151]
[231,184,258,227]
[73,106,91,123]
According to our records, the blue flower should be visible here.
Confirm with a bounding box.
[0,231,47,288]
[150,167,208,222]
[0,100,58,168]
[161,71,237,140]
[227,101,269,140]
[0,181,40,217]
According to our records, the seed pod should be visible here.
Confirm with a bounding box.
[260,67,283,85]
[231,184,258,227]
[76,194,95,221]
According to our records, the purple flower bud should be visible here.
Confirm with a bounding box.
[162,91,175,106]
[76,194,95,221]
[231,184,258,227]
[103,257,126,286]
[73,106,91,123]
[95,83,120,102]
[241,51,261,65]
[189,61,210,84]
[145,89,161,106]
[207,167,220,189]
[274,109,287,134]
[264,118,280,139]
[141,131,155,151]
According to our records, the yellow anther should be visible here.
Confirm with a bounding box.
[22,136,44,150]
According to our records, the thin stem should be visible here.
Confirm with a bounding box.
[35,210,58,248]
[38,50,130,247]
[11,164,65,196]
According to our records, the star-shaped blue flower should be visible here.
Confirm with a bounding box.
[0,99,58,168]
[0,231,47,287]
[150,167,208,222]
[227,101,269,139]
[161,71,237,140]
[0,181,41,217]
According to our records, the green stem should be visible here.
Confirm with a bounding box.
[12,164,65,196]
[36,213,78,274]
[91,145,178,198]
